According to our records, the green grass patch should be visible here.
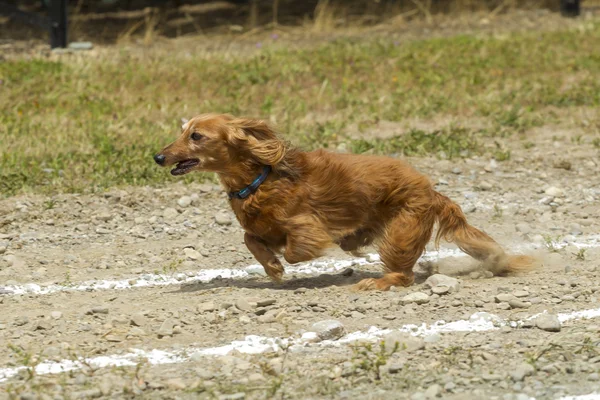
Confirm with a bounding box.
[1,21,600,195]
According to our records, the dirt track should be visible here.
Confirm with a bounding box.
[1,123,600,399]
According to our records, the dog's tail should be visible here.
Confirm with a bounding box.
[432,191,537,275]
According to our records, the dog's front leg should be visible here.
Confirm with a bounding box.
[244,233,285,282]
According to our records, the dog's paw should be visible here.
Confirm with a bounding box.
[353,278,386,291]
[264,262,285,283]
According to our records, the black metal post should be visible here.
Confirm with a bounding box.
[560,0,581,17]
[49,0,67,48]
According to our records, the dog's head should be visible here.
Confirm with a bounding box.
[153,113,288,176]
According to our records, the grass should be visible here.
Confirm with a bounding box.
[1,21,600,196]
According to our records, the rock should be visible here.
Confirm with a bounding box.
[157,318,176,337]
[535,314,561,332]
[129,327,146,336]
[257,299,276,307]
[431,286,450,295]
[424,274,460,293]
[163,208,178,219]
[177,196,192,208]
[424,383,442,398]
[424,333,441,343]
[513,290,529,298]
[310,320,346,341]
[235,298,253,312]
[87,306,108,315]
[184,248,201,260]
[545,186,564,197]
[130,313,145,326]
[215,211,232,226]
[400,292,430,305]
[509,299,531,309]
[382,332,425,353]
[588,373,600,381]
[50,311,63,320]
[452,167,462,174]
[479,181,493,191]
[510,363,535,381]
[197,302,217,313]
[495,293,515,303]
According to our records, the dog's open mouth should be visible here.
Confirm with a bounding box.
[171,159,200,176]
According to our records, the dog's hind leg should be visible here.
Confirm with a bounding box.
[244,233,285,282]
[354,209,435,291]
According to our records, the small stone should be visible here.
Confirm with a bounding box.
[513,290,530,298]
[177,196,192,208]
[424,334,441,343]
[497,302,511,310]
[588,373,600,381]
[129,327,146,336]
[400,292,430,305]
[424,274,460,293]
[163,208,179,219]
[130,313,145,326]
[424,383,441,398]
[50,311,63,320]
[452,167,462,174]
[219,393,245,400]
[431,286,450,295]
[545,186,564,197]
[197,302,217,313]
[479,181,493,191]
[215,211,232,226]
[73,388,102,399]
[510,363,535,381]
[257,299,276,307]
[535,314,561,332]
[509,299,531,309]
[87,306,108,315]
[157,318,176,337]
[310,320,346,341]
[184,248,201,260]
[235,298,253,312]
[495,293,515,303]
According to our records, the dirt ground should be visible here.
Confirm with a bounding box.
[1,118,600,399]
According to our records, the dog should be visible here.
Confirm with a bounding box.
[154,113,536,291]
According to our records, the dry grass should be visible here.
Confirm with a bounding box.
[0,15,599,196]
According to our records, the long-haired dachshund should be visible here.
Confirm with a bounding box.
[154,113,535,291]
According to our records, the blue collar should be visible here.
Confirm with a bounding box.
[228,166,272,200]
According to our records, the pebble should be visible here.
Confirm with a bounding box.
[535,314,561,332]
[50,311,63,320]
[163,208,179,219]
[235,298,253,312]
[215,211,233,226]
[257,299,276,307]
[479,181,493,191]
[495,293,515,303]
[400,292,430,305]
[184,248,201,260]
[510,363,535,381]
[130,313,145,326]
[219,393,245,400]
[87,306,109,315]
[310,320,346,341]
[424,274,460,293]
[197,302,217,313]
[177,196,192,208]
[424,383,441,399]
[73,388,102,399]
[515,223,532,234]
[545,186,564,197]
[157,318,176,337]
[513,290,530,298]
[509,299,531,309]
[166,377,187,390]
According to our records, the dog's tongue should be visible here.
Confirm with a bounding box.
[171,159,199,176]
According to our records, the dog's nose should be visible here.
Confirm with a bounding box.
[154,154,166,165]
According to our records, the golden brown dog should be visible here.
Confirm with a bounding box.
[154,113,535,291]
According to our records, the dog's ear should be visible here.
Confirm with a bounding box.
[227,118,286,166]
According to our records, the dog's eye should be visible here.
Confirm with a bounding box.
[190,132,204,141]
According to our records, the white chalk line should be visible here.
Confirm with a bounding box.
[0,248,465,296]
[1,233,599,297]
[2,306,600,384]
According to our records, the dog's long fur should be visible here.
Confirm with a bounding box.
[155,113,537,290]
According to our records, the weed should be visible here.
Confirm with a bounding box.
[593,138,600,148]
[573,248,586,261]
[351,341,399,381]
[543,235,560,253]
